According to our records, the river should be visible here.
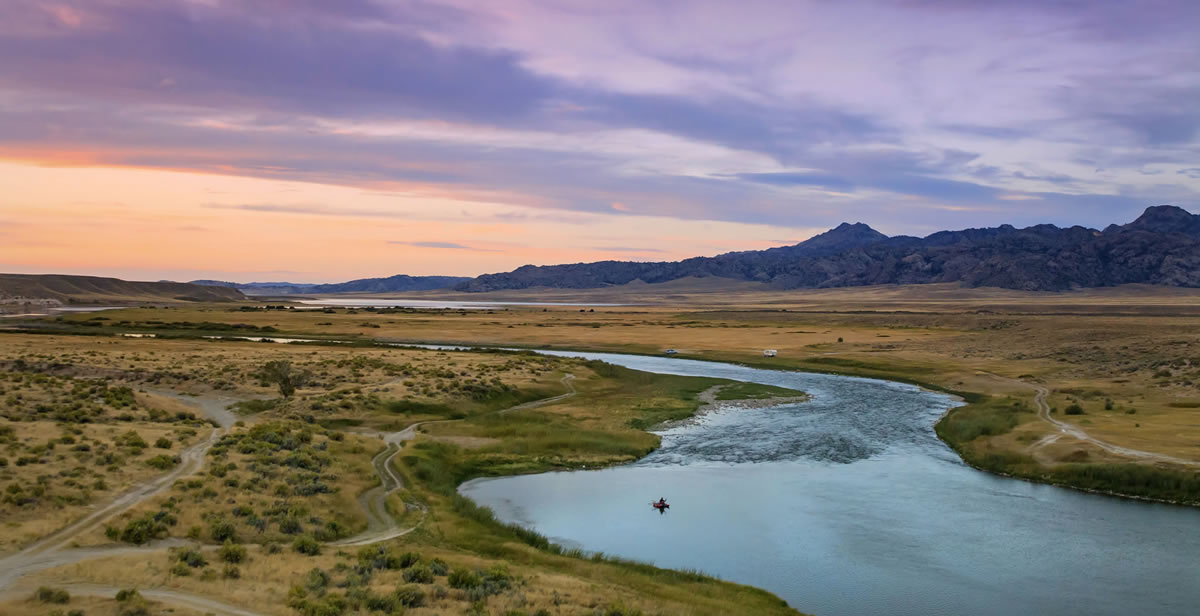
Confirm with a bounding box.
[460,351,1200,616]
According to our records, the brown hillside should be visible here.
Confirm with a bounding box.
[0,273,246,304]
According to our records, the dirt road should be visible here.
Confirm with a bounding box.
[1022,381,1200,468]
[1,375,579,612]
[335,373,576,546]
[0,392,236,591]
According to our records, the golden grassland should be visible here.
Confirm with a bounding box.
[35,284,1200,479]
[42,290,1200,466]
[2,590,212,616]
[0,330,800,615]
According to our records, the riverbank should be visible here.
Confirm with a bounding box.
[17,298,1200,506]
[654,384,809,430]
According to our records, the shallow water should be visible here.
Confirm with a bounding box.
[461,351,1200,616]
[298,298,629,309]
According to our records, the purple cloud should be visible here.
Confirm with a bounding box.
[389,241,501,252]
[0,0,1197,236]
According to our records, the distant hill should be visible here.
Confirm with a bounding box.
[191,274,470,295]
[456,205,1200,292]
[0,273,245,305]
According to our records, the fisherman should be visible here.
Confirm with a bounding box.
[656,497,667,507]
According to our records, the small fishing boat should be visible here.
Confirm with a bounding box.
[651,499,670,511]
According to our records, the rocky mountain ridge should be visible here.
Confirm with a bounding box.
[456,205,1200,292]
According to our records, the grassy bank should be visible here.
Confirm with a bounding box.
[392,363,802,614]
[935,398,1200,505]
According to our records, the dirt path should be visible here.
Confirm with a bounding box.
[145,388,243,429]
[335,373,577,546]
[1,376,579,612]
[1022,379,1200,465]
[991,375,1200,468]
[0,391,237,590]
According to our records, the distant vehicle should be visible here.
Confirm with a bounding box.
[665,349,678,355]
[763,349,777,357]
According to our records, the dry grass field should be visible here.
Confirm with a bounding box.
[0,326,799,615]
[39,285,1200,471]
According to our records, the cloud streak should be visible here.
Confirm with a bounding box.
[1,0,1197,250]
[388,240,502,252]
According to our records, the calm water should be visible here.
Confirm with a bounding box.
[299,298,629,309]
[461,351,1200,616]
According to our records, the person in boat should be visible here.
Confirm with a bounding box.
[656,497,667,507]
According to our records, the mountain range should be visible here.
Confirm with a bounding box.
[455,205,1200,292]
[191,274,470,295]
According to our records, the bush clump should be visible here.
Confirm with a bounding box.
[35,586,70,604]
[145,454,180,470]
[218,540,247,563]
[292,534,320,556]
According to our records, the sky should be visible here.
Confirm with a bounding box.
[2,0,1198,282]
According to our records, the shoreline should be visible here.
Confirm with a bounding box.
[654,385,811,431]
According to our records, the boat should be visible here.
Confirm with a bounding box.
[651,500,670,511]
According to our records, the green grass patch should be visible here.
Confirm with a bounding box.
[714,382,805,401]
[231,398,281,414]
[935,396,1028,444]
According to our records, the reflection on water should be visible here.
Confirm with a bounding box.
[462,351,1200,616]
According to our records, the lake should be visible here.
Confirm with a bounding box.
[461,351,1200,616]
[298,298,630,309]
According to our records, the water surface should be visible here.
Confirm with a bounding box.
[299,298,629,309]
[462,351,1200,616]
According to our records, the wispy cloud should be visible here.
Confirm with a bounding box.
[1,0,1197,250]
[590,246,667,253]
[388,240,501,252]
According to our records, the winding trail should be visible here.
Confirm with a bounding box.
[0,374,579,613]
[0,392,237,598]
[997,375,1200,468]
[1022,379,1200,465]
[335,373,577,546]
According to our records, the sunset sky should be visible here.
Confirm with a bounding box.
[3,0,1198,282]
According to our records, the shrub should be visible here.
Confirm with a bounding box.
[115,589,142,602]
[117,512,174,544]
[154,437,173,449]
[35,586,70,604]
[395,551,421,569]
[218,540,247,563]
[403,565,434,584]
[429,557,449,576]
[169,562,191,576]
[209,517,237,542]
[177,548,207,568]
[1064,404,1085,415]
[393,585,426,608]
[145,454,180,470]
[448,568,482,589]
[293,534,321,556]
[223,565,241,579]
[304,568,330,595]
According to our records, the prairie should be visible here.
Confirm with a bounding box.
[0,327,802,615]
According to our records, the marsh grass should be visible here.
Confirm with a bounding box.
[713,382,806,401]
